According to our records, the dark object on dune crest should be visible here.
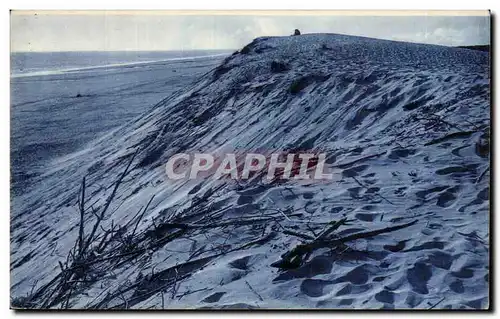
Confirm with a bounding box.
[293,29,301,36]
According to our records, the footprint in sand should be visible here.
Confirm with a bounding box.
[228,255,252,271]
[459,187,489,212]
[451,144,471,157]
[300,279,334,297]
[347,187,363,199]
[449,280,465,293]
[405,291,424,308]
[466,298,487,309]
[407,262,432,294]
[427,251,453,270]
[451,266,474,279]
[201,291,226,303]
[404,240,445,252]
[436,190,457,207]
[305,201,320,214]
[315,297,355,308]
[303,192,315,199]
[383,240,408,252]
[384,273,407,291]
[273,255,334,282]
[415,185,459,207]
[435,164,478,176]
[334,264,378,285]
[335,283,372,296]
[355,212,379,222]
[388,148,417,160]
[342,164,369,178]
[375,289,395,304]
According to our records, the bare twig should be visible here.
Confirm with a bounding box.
[283,230,315,241]
[476,166,490,184]
[334,220,418,244]
[131,195,156,239]
[428,296,445,309]
[351,176,394,205]
[77,177,86,257]
[245,280,264,302]
[272,220,418,270]
[171,268,180,299]
[316,218,348,240]
[83,149,138,253]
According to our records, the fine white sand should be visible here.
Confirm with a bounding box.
[11,34,489,309]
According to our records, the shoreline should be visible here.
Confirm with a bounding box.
[11,53,227,196]
[10,52,231,78]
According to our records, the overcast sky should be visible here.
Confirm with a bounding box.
[11,11,490,52]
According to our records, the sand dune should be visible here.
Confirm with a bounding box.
[11,34,489,309]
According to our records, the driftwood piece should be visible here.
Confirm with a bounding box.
[272,219,418,270]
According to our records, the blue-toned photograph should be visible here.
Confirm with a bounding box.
[10,10,490,310]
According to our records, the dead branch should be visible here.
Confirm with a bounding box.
[283,230,315,241]
[131,195,156,240]
[351,176,394,205]
[78,177,86,257]
[334,219,417,244]
[83,149,138,253]
[476,166,490,184]
[428,296,446,309]
[245,280,264,301]
[316,218,348,240]
[272,219,417,270]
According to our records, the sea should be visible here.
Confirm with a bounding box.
[11,50,231,77]
[10,50,230,194]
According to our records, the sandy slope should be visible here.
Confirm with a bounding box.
[10,34,490,309]
[11,54,224,195]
